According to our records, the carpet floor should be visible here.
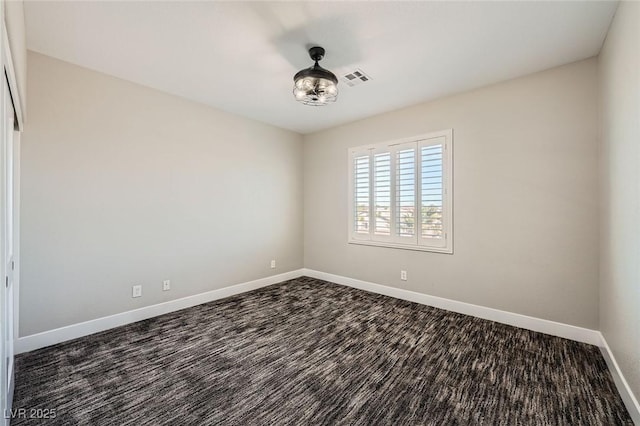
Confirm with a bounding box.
[13,276,632,425]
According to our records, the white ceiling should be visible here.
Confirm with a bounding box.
[24,1,617,134]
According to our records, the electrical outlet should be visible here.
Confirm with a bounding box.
[270,260,276,269]
[163,280,171,291]
[132,285,142,298]
[400,270,407,281]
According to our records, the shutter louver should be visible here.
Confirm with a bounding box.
[420,143,444,239]
[396,147,416,238]
[353,155,371,235]
[373,152,391,236]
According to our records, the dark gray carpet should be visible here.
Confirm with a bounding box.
[13,276,632,425]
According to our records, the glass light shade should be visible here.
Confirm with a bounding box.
[293,64,339,106]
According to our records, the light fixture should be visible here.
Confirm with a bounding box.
[293,46,338,106]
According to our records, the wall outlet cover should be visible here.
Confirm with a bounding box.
[132,285,142,298]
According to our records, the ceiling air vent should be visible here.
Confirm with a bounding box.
[341,69,371,87]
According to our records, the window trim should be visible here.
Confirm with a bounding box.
[347,129,453,254]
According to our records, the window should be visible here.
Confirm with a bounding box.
[348,129,453,253]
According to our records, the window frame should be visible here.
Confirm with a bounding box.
[347,129,453,254]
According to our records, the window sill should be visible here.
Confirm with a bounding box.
[348,239,453,254]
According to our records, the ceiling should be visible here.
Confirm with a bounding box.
[24,1,617,134]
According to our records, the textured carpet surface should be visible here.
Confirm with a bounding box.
[13,276,632,425]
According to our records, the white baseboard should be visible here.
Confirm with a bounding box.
[15,269,601,353]
[598,333,640,424]
[15,269,305,354]
[301,269,602,346]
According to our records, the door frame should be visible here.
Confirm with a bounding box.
[1,16,25,423]
[2,22,22,344]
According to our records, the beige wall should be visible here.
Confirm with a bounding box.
[304,59,599,329]
[598,1,640,402]
[20,52,303,336]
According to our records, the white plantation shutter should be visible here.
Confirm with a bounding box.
[353,154,371,238]
[395,145,417,243]
[349,129,452,253]
[373,151,392,238]
[419,138,446,247]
